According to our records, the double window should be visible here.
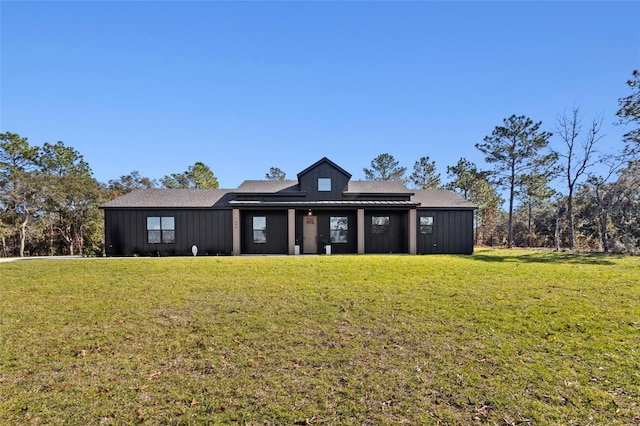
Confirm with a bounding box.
[372,216,390,234]
[253,216,267,244]
[147,216,175,244]
[330,216,348,243]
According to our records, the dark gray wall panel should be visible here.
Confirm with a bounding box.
[298,162,350,200]
[241,210,288,254]
[104,209,232,256]
[364,210,408,254]
[417,210,474,255]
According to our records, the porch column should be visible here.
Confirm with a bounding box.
[288,209,295,255]
[357,208,365,254]
[409,208,417,255]
[232,208,241,255]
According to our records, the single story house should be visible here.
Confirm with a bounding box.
[101,157,477,256]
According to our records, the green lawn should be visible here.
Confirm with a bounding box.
[1,250,639,425]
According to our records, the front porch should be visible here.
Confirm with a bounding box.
[232,208,417,256]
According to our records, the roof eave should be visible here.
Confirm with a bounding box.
[343,191,415,197]
[233,191,307,197]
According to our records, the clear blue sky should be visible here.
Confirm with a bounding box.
[1,1,638,189]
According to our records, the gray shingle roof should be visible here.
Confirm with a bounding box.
[411,189,477,209]
[102,187,476,209]
[235,180,299,193]
[346,180,413,194]
[101,189,233,208]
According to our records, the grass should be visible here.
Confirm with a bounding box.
[1,249,639,425]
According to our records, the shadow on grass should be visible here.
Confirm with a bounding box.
[471,250,619,266]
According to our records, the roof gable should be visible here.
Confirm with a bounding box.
[296,157,352,180]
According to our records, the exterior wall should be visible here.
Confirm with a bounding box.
[298,162,350,200]
[104,207,475,257]
[364,210,409,254]
[241,210,289,254]
[104,209,233,256]
[416,210,474,255]
[317,210,358,254]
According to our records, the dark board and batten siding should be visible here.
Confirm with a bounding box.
[104,209,233,256]
[240,210,289,255]
[297,210,358,254]
[364,210,409,254]
[417,210,474,255]
[298,162,350,200]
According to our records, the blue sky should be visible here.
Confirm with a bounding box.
[1,1,638,190]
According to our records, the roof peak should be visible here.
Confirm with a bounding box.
[297,157,352,179]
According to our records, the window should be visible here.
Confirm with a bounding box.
[420,216,434,234]
[253,216,267,244]
[372,216,390,234]
[318,177,331,191]
[147,217,161,243]
[147,216,175,244]
[161,217,175,243]
[330,216,348,243]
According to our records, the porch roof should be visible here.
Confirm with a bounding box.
[228,200,419,207]
[346,180,413,194]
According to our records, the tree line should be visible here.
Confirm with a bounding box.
[0,136,224,257]
[1,71,638,256]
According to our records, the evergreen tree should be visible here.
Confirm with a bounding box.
[476,115,556,248]
[409,156,441,189]
[363,153,407,183]
[265,167,286,180]
[0,132,42,257]
[162,162,219,189]
[616,70,640,157]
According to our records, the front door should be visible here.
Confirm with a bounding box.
[303,215,317,254]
